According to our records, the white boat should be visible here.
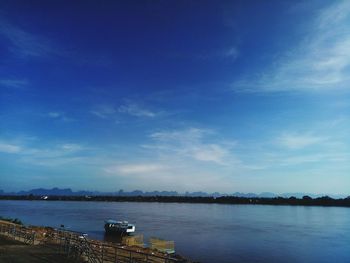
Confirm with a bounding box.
[104,219,135,235]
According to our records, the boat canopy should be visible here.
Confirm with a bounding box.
[105,219,118,224]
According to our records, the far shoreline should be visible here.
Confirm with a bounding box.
[1,195,350,208]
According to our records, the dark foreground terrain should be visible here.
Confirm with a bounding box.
[0,236,78,263]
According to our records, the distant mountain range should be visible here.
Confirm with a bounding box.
[0,188,346,199]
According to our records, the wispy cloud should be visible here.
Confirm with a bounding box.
[105,164,165,175]
[277,133,328,150]
[0,138,87,166]
[148,128,236,165]
[168,45,239,61]
[118,102,157,118]
[0,79,28,89]
[103,160,237,191]
[253,124,350,169]
[60,143,83,152]
[47,112,61,118]
[223,47,239,59]
[90,105,117,119]
[191,144,230,164]
[0,19,57,58]
[232,1,350,92]
[99,128,241,191]
[277,152,350,166]
[91,102,159,120]
[150,127,207,142]
[0,142,21,153]
[46,112,73,122]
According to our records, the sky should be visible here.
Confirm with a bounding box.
[0,0,349,194]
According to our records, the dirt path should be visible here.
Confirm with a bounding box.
[0,236,79,263]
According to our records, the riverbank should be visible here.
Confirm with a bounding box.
[0,219,189,263]
[0,235,79,263]
[1,194,350,207]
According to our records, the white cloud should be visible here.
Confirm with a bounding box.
[105,164,165,175]
[97,128,242,190]
[192,144,229,164]
[278,133,327,149]
[102,161,237,192]
[150,128,207,142]
[91,101,160,120]
[317,1,350,28]
[0,143,21,153]
[61,144,83,152]
[0,137,87,167]
[232,1,350,92]
[118,102,156,118]
[48,112,61,118]
[149,128,235,165]
[24,143,84,159]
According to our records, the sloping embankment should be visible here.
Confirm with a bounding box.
[0,235,79,263]
[0,220,189,263]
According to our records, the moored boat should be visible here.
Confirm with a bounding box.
[104,219,135,235]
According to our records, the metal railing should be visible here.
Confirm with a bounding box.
[0,221,188,263]
[0,222,36,245]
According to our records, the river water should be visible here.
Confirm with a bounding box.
[0,200,349,263]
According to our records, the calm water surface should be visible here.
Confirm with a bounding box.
[0,200,349,263]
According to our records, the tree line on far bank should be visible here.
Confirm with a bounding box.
[1,194,350,207]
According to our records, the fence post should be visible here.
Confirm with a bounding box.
[60,233,63,253]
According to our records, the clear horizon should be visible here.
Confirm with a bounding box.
[1,1,349,194]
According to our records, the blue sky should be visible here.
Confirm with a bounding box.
[0,0,349,194]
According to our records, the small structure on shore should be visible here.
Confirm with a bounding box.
[150,237,175,254]
[122,234,144,247]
